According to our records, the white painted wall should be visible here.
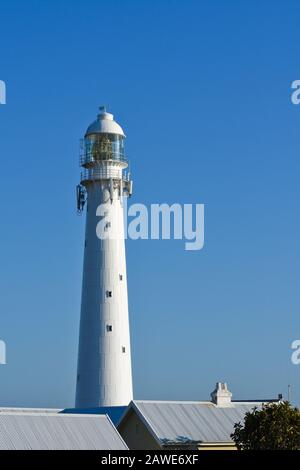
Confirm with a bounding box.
[76,164,133,407]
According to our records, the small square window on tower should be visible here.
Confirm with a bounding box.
[119,274,123,281]
[122,346,126,353]
[106,290,112,298]
[106,325,113,332]
[104,221,111,231]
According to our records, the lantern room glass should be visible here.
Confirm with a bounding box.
[84,133,125,164]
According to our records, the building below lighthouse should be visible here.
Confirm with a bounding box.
[75,107,133,408]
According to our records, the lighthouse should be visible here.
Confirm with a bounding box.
[75,107,133,408]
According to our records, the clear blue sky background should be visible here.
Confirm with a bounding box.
[0,0,299,408]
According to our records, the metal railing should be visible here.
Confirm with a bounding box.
[79,152,128,167]
[80,167,129,183]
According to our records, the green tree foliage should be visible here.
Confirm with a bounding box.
[231,401,300,450]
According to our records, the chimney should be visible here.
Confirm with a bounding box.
[211,382,232,407]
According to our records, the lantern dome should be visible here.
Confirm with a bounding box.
[85,106,125,137]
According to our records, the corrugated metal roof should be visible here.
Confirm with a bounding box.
[61,406,127,426]
[0,408,61,414]
[0,412,127,450]
[129,400,267,445]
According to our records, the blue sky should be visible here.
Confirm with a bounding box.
[0,0,300,408]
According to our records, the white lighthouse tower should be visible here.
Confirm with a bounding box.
[75,107,133,408]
